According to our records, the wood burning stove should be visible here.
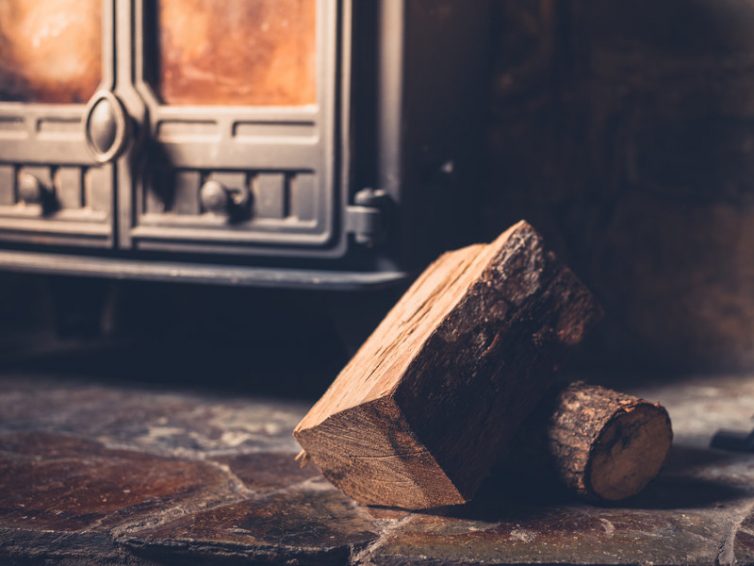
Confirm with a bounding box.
[0,0,489,289]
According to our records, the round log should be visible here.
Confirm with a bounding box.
[516,381,673,501]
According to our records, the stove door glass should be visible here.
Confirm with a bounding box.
[153,0,317,106]
[0,0,102,103]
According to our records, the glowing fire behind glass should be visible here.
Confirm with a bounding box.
[154,0,317,106]
[0,0,102,103]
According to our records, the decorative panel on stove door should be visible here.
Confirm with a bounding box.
[127,0,340,257]
[0,0,118,247]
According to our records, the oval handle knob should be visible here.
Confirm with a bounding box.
[200,180,230,214]
[199,180,250,214]
[18,172,46,205]
[84,91,130,163]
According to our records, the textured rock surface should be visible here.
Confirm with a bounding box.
[2,371,754,564]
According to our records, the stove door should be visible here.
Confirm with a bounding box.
[123,0,341,258]
[0,0,117,247]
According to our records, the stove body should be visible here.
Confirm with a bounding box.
[0,0,490,289]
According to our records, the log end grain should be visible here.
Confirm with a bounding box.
[294,397,465,509]
[587,401,672,501]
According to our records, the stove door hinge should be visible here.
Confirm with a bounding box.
[346,188,390,247]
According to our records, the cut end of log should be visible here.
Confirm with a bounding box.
[294,398,467,509]
[587,402,672,501]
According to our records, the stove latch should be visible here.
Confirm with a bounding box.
[83,91,131,164]
[346,188,390,247]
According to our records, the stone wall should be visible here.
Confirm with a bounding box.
[485,0,754,370]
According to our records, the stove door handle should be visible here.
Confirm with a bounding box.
[199,180,251,215]
[83,91,131,164]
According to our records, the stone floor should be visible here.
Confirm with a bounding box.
[2,367,754,565]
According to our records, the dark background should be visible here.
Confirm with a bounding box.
[485,0,754,372]
[4,0,754,382]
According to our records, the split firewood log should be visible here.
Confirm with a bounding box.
[294,221,602,509]
[510,381,673,501]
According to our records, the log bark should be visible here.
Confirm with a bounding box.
[294,221,602,509]
[512,381,673,501]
